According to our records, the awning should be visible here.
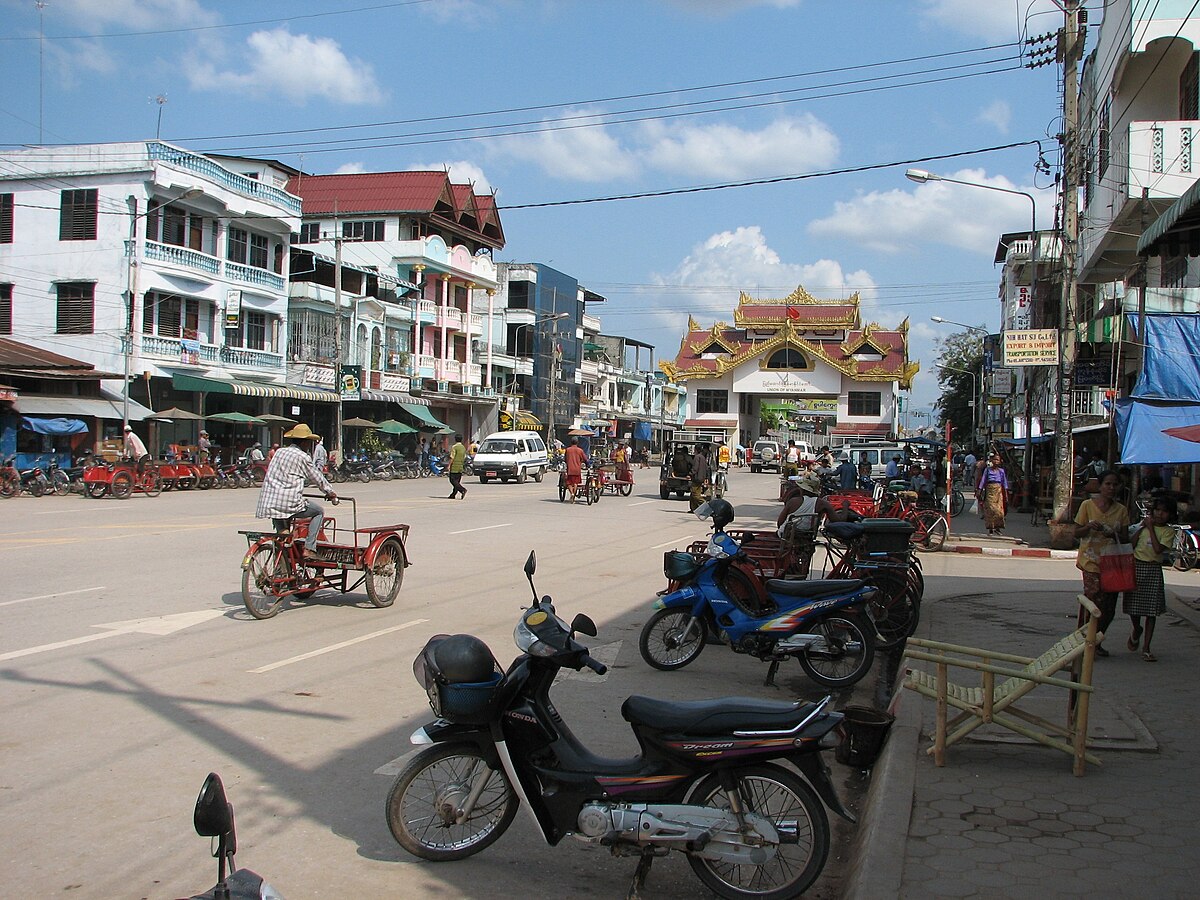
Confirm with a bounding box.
[14,394,155,421]
[683,418,738,429]
[515,411,541,429]
[22,416,88,435]
[358,387,429,406]
[400,401,449,431]
[1138,177,1200,256]
[172,373,337,403]
[1115,398,1200,464]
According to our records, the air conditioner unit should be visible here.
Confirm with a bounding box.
[437,381,449,393]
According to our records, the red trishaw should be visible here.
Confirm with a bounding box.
[83,459,163,499]
[238,495,411,619]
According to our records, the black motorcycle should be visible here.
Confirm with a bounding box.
[187,773,281,899]
[385,551,854,899]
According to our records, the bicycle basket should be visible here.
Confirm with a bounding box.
[664,550,702,582]
[413,634,503,725]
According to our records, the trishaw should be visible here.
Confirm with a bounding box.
[597,463,634,497]
[238,495,411,619]
[83,459,163,499]
[559,465,606,504]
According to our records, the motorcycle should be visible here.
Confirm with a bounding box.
[640,498,878,688]
[186,772,282,900]
[386,550,853,899]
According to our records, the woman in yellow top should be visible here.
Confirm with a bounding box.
[1072,470,1129,657]
[1125,496,1175,661]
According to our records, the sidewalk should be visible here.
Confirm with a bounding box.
[846,555,1200,897]
[944,493,1077,558]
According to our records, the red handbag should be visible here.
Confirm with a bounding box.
[1099,542,1136,593]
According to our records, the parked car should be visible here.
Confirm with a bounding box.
[845,442,907,479]
[750,439,781,474]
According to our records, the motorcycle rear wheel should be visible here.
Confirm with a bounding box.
[639,608,705,670]
[686,763,829,900]
[386,743,517,861]
[797,613,875,689]
[51,471,71,496]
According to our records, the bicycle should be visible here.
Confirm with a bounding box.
[876,490,948,551]
[713,465,729,498]
[1172,524,1199,571]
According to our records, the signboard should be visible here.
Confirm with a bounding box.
[763,398,838,416]
[225,289,242,329]
[1006,284,1032,330]
[991,368,1014,395]
[1074,356,1113,387]
[1002,328,1059,366]
[339,365,362,401]
[180,337,200,365]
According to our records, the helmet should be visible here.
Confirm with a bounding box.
[707,497,735,531]
[433,634,495,684]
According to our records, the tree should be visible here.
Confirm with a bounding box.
[933,328,985,449]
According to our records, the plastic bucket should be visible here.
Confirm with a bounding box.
[835,705,895,768]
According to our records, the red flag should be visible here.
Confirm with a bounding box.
[786,306,801,320]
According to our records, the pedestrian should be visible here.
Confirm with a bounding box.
[885,454,901,480]
[783,440,800,479]
[689,443,711,512]
[976,452,1010,534]
[735,442,746,467]
[248,442,265,462]
[962,449,977,486]
[447,433,468,499]
[836,454,857,491]
[418,437,429,472]
[198,430,212,463]
[1125,496,1175,662]
[1071,470,1130,657]
[564,436,587,502]
[256,424,337,562]
[267,443,279,462]
[311,435,328,471]
[856,460,874,492]
[123,424,150,473]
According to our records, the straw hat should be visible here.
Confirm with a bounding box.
[283,423,320,440]
[789,474,822,496]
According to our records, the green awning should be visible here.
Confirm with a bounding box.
[1138,177,1200,256]
[400,401,449,431]
[172,373,337,403]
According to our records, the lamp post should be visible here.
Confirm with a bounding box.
[909,168,1040,508]
[930,317,988,446]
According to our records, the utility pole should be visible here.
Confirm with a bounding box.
[1052,0,1084,530]
[332,207,344,461]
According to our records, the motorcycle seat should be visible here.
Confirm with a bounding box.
[622,695,820,735]
[764,578,865,598]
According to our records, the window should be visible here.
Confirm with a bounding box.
[696,389,728,414]
[766,348,811,369]
[249,233,269,269]
[0,194,12,243]
[227,227,248,263]
[508,281,530,309]
[297,222,320,243]
[158,294,181,338]
[1181,52,1199,120]
[0,283,11,334]
[847,391,882,417]
[342,220,384,241]
[59,189,98,241]
[56,282,94,333]
[245,312,267,350]
[1098,95,1111,182]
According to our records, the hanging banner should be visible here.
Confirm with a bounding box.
[225,289,242,329]
[339,365,362,401]
[1002,328,1059,366]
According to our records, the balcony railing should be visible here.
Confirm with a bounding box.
[465,363,482,385]
[436,307,464,330]
[436,360,463,382]
[147,141,302,214]
[141,334,218,364]
[467,313,484,334]
[220,345,285,370]
[1071,388,1108,418]
[139,334,282,372]
[144,240,222,275]
[226,261,286,292]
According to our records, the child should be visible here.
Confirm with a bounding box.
[1125,497,1175,661]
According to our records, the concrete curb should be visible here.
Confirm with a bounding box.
[946,544,1077,559]
[842,688,921,900]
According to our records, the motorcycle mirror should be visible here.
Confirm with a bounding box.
[570,613,597,637]
[524,551,539,604]
[193,773,233,841]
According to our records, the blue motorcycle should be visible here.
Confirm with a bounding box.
[640,499,878,688]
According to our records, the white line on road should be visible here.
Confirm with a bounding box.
[630,500,657,507]
[0,586,106,608]
[448,523,512,535]
[0,608,227,661]
[652,535,696,550]
[249,618,429,674]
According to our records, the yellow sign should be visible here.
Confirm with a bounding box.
[1002,328,1059,366]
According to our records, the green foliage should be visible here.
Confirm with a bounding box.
[359,428,387,455]
[759,409,783,433]
[933,328,985,448]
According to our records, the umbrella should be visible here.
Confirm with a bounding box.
[376,419,417,435]
[257,413,298,424]
[568,428,597,436]
[343,417,379,428]
[206,411,267,425]
[152,406,203,420]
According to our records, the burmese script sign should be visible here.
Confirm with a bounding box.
[1002,329,1059,366]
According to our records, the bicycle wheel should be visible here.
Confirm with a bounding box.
[686,763,829,900]
[365,538,405,607]
[591,479,602,504]
[110,471,133,500]
[242,545,287,619]
[862,568,920,649]
[51,471,71,496]
[949,489,965,517]
[1173,529,1198,571]
[0,475,16,498]
[618,480,632,497]
[713,472,726,499]
[143,470,162,497]
[386,743,517,861]
[914,510,948,552]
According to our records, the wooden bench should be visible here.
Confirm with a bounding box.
[903,594,1102,776]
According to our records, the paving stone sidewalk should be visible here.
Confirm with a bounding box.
[848,580,1200,899]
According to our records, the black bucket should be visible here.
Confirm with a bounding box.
[835,705,895,768]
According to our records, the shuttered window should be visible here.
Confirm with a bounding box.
[56,282,95,334]
[59,189,98,241]
[227,227,248,263]
[0,284,12,334]
[0,194,12,244]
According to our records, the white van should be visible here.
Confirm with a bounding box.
[473,431,550,484]
[845,443,906,479]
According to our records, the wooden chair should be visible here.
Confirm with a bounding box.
[903,594,1102,776]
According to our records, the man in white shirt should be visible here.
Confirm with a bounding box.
[962,450,977,485]
[885,455,901,480]
[123,425,150,472]
[256,424,337,561]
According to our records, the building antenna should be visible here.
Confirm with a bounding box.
[36,0,46,145]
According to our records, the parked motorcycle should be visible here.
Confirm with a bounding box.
[386,550,853,899]
[640,498,878,688]
[4,457,51,497]
[186,772,282,900]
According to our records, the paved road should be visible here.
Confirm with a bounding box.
[1,467,887,899]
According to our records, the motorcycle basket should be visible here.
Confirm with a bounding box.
[413,635,503,725]
[664,550,702,582]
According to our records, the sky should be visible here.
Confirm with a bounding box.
[0,0,1080,413]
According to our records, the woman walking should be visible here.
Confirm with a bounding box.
[1125,496,1175,661]
[1071,470,1130,657]
[976,452,1010,535]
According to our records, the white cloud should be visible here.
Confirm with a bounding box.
[409,160,493,193]
[977,100,1012,134]
[642,115,839,180]
[332,162,367,175]
[493,109,638,182]
[808,168,1050,255]
[918,0,1060,41]
[51,0,218,30]
[185,29,384,106]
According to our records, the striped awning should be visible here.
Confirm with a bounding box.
[515,411,541,429]
[358,387,429,406]
[399,401,450,431]
[172,373,338,403]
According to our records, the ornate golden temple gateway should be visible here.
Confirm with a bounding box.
[662,285,918,445]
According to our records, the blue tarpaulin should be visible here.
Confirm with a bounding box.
[1115,398,1200,464]
[21,416,87,435]
[634,421,652,441]
[1128,314,1200,400]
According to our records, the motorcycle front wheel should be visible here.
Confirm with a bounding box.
[386,743,517,861]
[686,762,829,900]
[639,607,705,670]
[797,612,875,688]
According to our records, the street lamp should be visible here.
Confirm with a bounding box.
[930,316,987,334]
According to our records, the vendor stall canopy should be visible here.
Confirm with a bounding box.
[1116,314,1200,464]
[22,416,87,435]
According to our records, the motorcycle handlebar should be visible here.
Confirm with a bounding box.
[582,655,608,676]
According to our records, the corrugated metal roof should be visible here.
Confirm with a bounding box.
[0,337,97,373]
[287,171,454,216]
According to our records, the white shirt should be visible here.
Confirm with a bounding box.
[124,431,148,458]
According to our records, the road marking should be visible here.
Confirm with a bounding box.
[631,499,657,507]
[652,535,697,550]
[0,608,227,661]
[0,586,106,608]
[448,523,512,535]
[249,618,429,673]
